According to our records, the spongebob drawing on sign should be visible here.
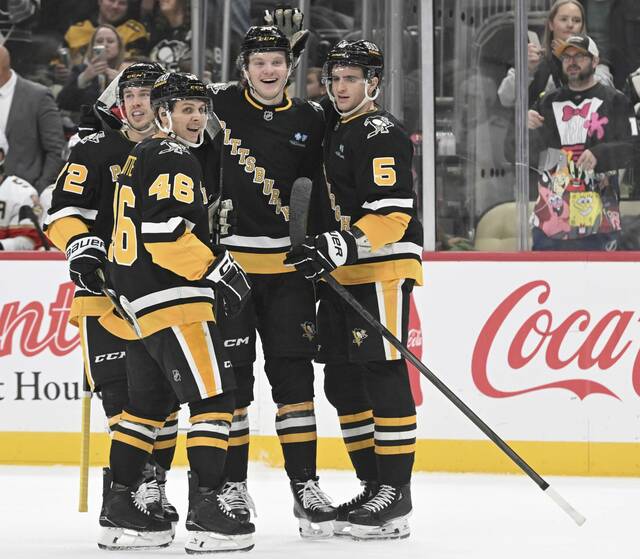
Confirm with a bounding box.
[569,191,602,234]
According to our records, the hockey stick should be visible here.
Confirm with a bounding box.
[289,178,586,526]
[78,378,91,512]
[19,205,50,250]
[96,269,143,338]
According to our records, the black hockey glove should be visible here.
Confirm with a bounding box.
[65,233,107,294]
[205,247,251,317]
[284,230,358,282]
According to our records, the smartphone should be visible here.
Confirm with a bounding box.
[57,47,70,68]
[528,31,541,48]
[92,44,106,60]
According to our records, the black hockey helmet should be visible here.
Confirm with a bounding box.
[323,40,384,82]
[118,62,165,100]
[239,25,291,66]
[150,72,210,112]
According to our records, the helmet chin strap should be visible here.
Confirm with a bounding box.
[328,79,379,119]
[155,107,207,148]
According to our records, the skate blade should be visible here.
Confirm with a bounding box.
[97,527,173,550]
[333,520,352,537]
[350,516,411,541]
[185,531,254,554]
[298,518,334,540]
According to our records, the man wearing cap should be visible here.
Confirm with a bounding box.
[528,34,638,250]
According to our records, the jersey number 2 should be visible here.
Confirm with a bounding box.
[373,157,396,187]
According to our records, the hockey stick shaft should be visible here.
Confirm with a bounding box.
[78,384,91,512]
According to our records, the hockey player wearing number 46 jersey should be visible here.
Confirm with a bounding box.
[286,40,423,541]
[206,24,336,539]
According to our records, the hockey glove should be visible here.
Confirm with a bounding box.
[205,248,251,317]
[209,198,237,241]
[284,230,358,282]
[65,233,107,294]
[263,5,310,62]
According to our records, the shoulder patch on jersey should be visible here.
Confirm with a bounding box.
[207,82,236,95]
[364,115,394,139]
[79,131,106,144]
[307,100,324,114]
[158,139,190,155]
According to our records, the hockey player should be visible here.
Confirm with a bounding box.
[285,40,424,540]
[0,131,45,251]
[44,63,181,528]
[98,71,254,552]
[206,24,336,538]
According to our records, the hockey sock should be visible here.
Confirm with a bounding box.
[151,410,179,471]
[338,409,378,482]
[275,401,317,480]
[110,411,162,486]
[374,414,416,486]
[187,411,232,489]
[225,407,250,482]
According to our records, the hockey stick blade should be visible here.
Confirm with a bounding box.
[289,177,313,245]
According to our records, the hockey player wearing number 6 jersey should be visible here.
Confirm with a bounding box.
[44,63,182,533]
[100,71,254,553]
[285,40,424,540]
[205,24,336,538]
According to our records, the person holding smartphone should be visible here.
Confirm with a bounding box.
[57,24,125,120]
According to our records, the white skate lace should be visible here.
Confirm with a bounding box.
[216,492,237,519]
[220,481,258,517]
[362,484,396,513]
[136,479,161,508]
[131,489,151,515]
[297,479,333,511]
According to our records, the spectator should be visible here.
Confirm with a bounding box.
[61,0,147,68]
[57,24,124,118]
[609,0,640,89]
[0,0,40,77]
[146,0,192,72]
[0,129,46,251]
[0,45,65,192]
[305,66,326,102]
[498,0,613,109]
[528,35,637,251]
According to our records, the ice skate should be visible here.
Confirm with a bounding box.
[219,480,257,522]
[98,468,173,551]
[185,471,255,554]
[348,484,412,540]
[290,477,337,539]
[156,464,180,525]
[333,480,378,536]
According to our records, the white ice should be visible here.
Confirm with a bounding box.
[0,463,637,558]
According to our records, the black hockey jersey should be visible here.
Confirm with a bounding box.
[323,107,423,286]
[207,83,324,274]
[45,128,137,323]
[103,136,216,338]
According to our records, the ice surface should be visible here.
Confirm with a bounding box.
[0,463,636,558]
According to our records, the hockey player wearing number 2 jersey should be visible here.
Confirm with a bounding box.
[206,25,336,539]
[45,63,184,532]
[286,40,424,540]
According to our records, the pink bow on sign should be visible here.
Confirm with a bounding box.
[562,102,591,121]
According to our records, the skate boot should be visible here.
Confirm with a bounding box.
[156,464,180,526]
[333,480,379,536]
[219,480,257,522]
[185,471,255,554]
[348,484,412,540]
[98,467,173,550]
[136,461,164,521]
[290,477,337,539]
